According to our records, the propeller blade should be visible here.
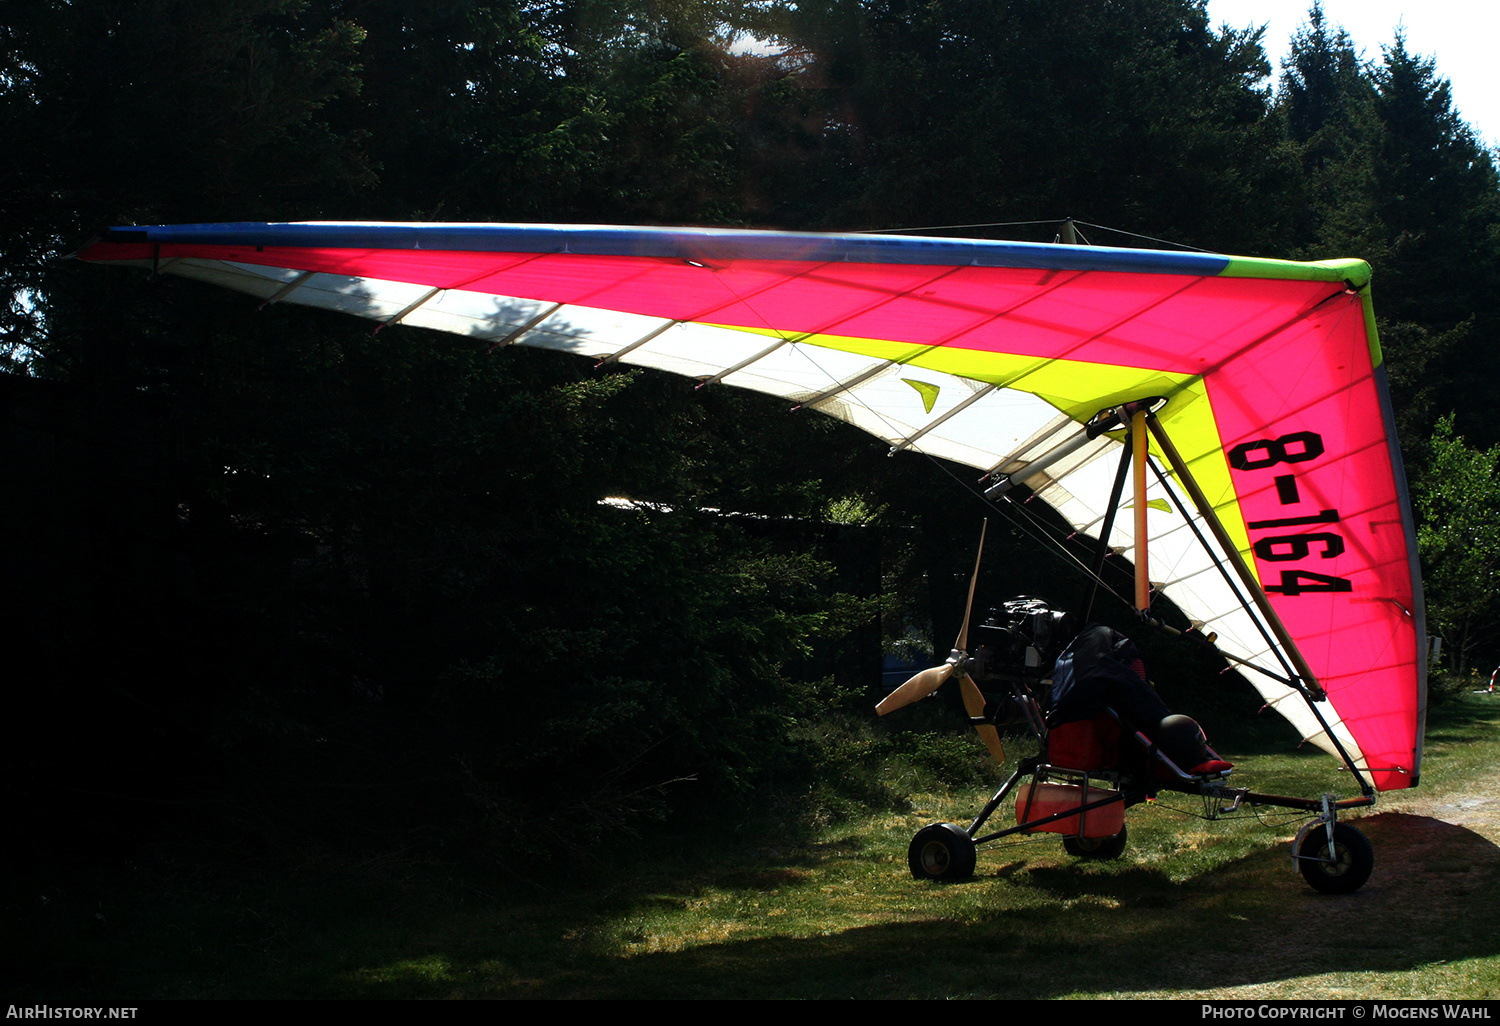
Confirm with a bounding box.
[954,520,988,652]
[875,662,956,716]
[877,521,988,718]
[957,672,1006,766]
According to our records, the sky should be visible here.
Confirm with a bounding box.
[1204,0,1500,148]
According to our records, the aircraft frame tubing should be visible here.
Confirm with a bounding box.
[965,760,1147,846]
[961,757,1373,851]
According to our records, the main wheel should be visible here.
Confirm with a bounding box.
[908,823,977,880]
[1063,824,1128,860]
[1296,822,1374,894]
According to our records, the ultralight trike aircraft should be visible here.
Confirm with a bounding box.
[77,220,1426,893]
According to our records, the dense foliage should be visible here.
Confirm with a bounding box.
[4,0,1498,862]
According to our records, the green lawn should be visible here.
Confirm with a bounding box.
[10,693,1500,1000]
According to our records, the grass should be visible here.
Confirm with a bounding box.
[7,693,1500,1001]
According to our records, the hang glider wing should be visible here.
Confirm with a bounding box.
[76,222,1427,791]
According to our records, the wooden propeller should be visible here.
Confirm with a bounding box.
[874,521,1006,762]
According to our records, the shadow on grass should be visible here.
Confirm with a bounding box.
[8,810,1497,1000]
[293,812,1500,1000]
[11,695,1496,1000]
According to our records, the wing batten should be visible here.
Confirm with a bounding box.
[891,381,1000,453]
[378,286,445,329]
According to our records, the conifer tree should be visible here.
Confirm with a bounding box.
[1278,2,1385,259]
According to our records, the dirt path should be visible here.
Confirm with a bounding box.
[1383,782,1500,841]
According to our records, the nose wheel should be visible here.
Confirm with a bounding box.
[1295,822,1374,894]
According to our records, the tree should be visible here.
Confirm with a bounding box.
[1414,415,1500,675]
[1276,2,1385,260]
[772,0,1289,251]
[2,0,906,857]
[1369,34,1500,447]
[1372,33,1500,328]
[1270,10,1500,448]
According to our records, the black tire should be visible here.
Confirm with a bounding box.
[1062,824,1128,860]
[1296,822,1374,894]
[908,823,977,880]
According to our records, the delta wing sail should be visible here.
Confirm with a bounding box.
[78,222,1426,790]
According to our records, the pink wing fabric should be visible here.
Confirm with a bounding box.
[78,223,1425,790]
